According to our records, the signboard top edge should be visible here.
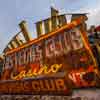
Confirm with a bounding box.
[5,17,83,55]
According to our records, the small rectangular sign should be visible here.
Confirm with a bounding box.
[0,77,71,95]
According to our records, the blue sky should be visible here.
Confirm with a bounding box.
[0,0,100,53]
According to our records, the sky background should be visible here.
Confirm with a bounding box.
[0,0,100,53]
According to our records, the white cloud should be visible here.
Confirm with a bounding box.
[69,4,100,27]
[87,8,100,26]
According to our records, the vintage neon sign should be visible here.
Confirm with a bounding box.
[3,20,97,82]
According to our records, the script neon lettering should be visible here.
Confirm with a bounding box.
[11,64,62,80]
